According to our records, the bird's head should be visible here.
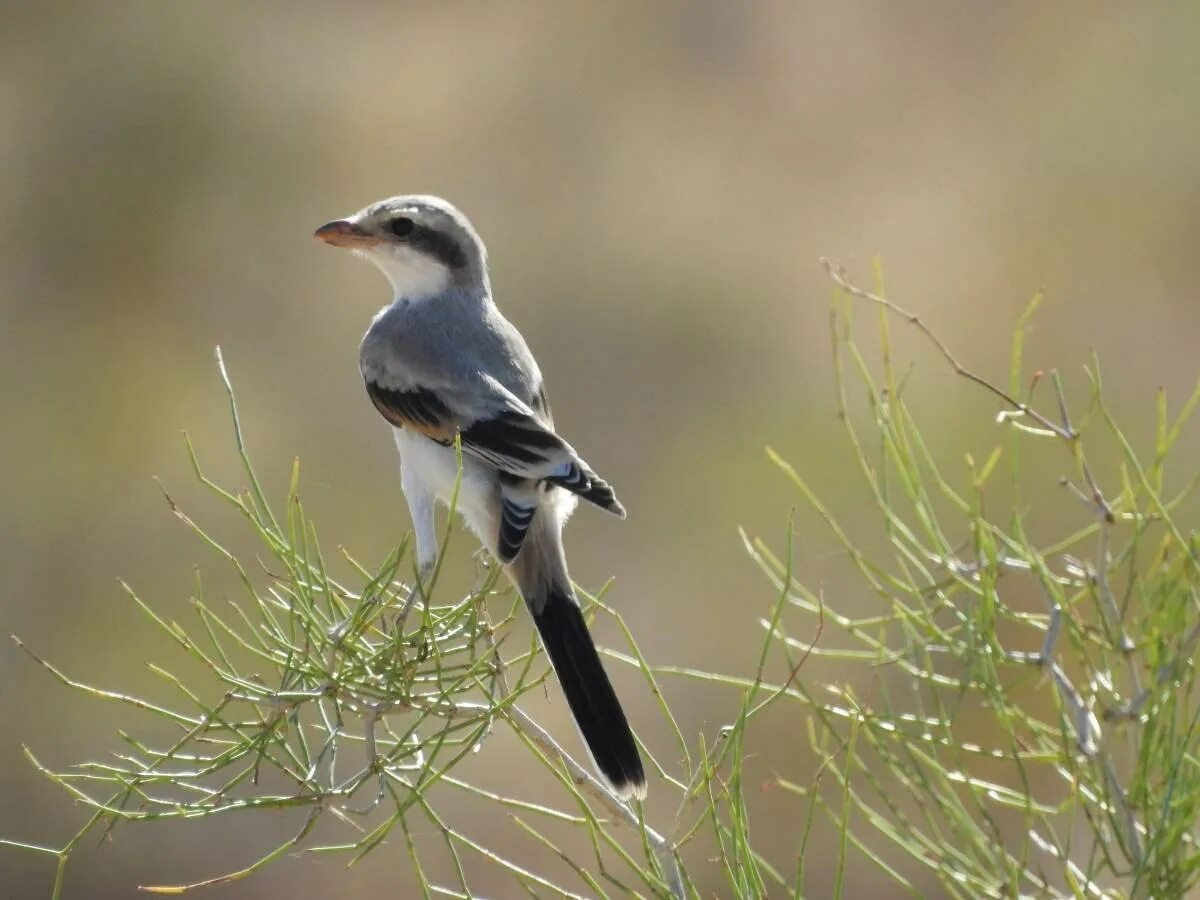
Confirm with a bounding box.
[315,195,487,299]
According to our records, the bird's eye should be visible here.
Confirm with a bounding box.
[387,217,415,238]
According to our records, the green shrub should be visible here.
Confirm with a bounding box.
[8,265,1198,898]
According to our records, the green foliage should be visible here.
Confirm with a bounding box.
[2,351,719,897]
[6,269,1200,898]
[730,263,1200,898]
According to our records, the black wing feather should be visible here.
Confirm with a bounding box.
[497,496,537,563]
[546,466,623,515]
[365,381,453,436]
[363,380,625,518]
[460,411,566,465]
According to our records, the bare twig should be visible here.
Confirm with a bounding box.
[821,259,1075,440]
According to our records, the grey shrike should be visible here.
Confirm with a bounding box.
[315,195,646,799]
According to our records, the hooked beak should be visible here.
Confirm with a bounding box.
[313,219,380,249]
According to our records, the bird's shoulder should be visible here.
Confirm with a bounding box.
[359,296,547,415]
[359,293,473,384]
[481,305,546,402]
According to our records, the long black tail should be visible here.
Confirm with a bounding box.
[532,586,646,799]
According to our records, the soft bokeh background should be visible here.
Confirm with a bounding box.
[4,2,1200,897]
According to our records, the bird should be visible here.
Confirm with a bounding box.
[314,195,646,799]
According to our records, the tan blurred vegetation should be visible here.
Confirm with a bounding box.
[3,2,1200,897]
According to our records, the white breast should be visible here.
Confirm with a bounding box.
[393,427,499,549]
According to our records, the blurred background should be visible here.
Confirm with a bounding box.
[3,2,1200,897]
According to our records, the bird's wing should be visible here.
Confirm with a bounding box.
[364,372,626,520]
[497,492,538,564]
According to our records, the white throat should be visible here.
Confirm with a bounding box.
[363,247,451,301]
